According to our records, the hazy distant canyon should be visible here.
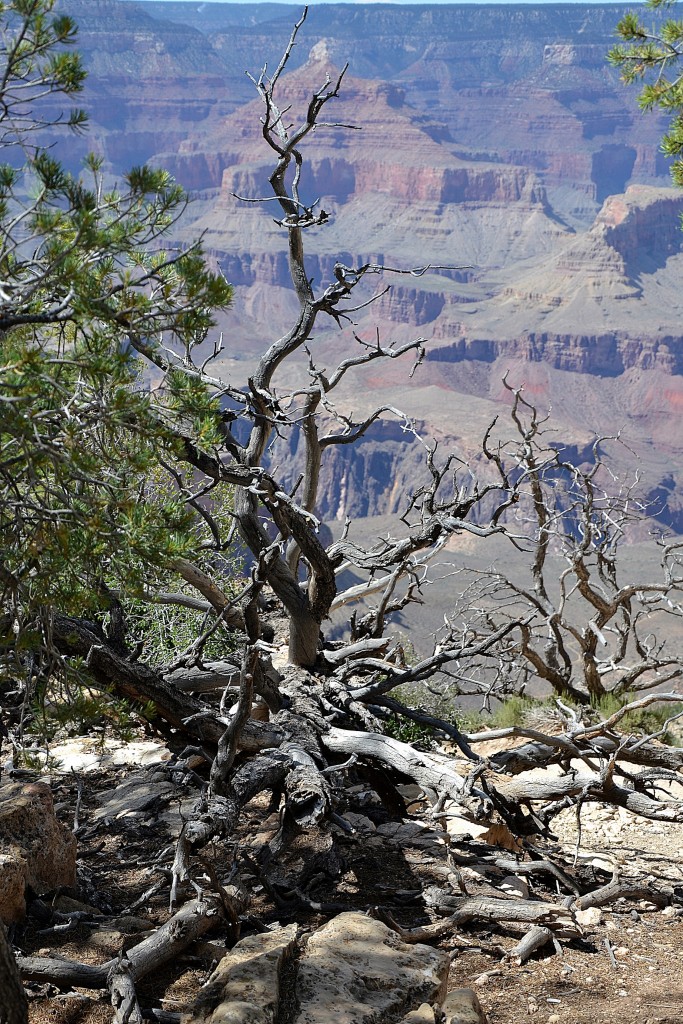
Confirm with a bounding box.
[64,1,683,531]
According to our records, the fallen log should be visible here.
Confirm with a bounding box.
[108,957,143,1024]
[374,893,578,943]
[17,897,222,990]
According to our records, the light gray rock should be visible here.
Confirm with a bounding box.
[575,907,603,928]
[442,988,489,1024]
[400,1004,437,1023]
[186,924,298,1024]
[48,737,169,773]
[295,911,449,1023]
[0,782,76,924]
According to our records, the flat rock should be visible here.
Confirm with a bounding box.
[295,911,449,1022]
[443,801,489,841]
[92,770,177,820]
[53,896,102,916]
[0,782,76,924]
[375,820,446,851]
[341,812,376,833]
[48,737,170,773]
[186,923,298,1024]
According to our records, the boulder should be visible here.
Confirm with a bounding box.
[0,782,77,924]
[400,1005,437,1023]
[442,989,489,1024]
[0,852,26,926]
[186,913,467,1023]
[187,924,298,1024]
[295,912,449,1022]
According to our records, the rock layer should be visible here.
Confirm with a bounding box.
[0,783,77,923]
[51,1,683,531]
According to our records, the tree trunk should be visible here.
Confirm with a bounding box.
[0,924,27,1024]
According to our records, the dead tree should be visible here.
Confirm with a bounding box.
[13,10,683,1004]
[426,382,683,709]
[35,5,683,849]
[0,923,27,1024]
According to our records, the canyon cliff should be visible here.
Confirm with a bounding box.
[62,1,683,531]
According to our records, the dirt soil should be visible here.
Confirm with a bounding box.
[15,736,683,1024]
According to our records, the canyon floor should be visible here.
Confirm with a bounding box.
[17,735,683,1024]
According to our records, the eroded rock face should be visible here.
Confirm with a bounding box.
[50,0,683,538]
[0,782,77,924]
[296,912,449,1022]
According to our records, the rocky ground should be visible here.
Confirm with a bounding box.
[4,733,681,1024]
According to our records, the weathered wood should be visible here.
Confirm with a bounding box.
[16,955,108,989]
[324,728,470,800]
[496,771,683,822]
[375,893,577,943]
[164,662,241,694]
[505,925,554,964]
[108,957,143,1024]
[486,856,580,896]
[17,898,221,990]
[483,732,683,776]
[0,924,27,1024]
[573,878,669,911]
[171,558,246,633]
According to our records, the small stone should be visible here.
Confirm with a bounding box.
[614,946,629,956]
[499,875,529,899]
[575,907,602,928]
[548,1016,560,1024]
[442,988,489,1023]
[473,973,490,986]
[618,990,628,997]
[400,1004,436,1024]
[662,906,676,917]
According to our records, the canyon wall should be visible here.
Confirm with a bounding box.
[60,1,683,530]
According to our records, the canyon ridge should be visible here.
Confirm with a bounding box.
[62,0,683,540]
